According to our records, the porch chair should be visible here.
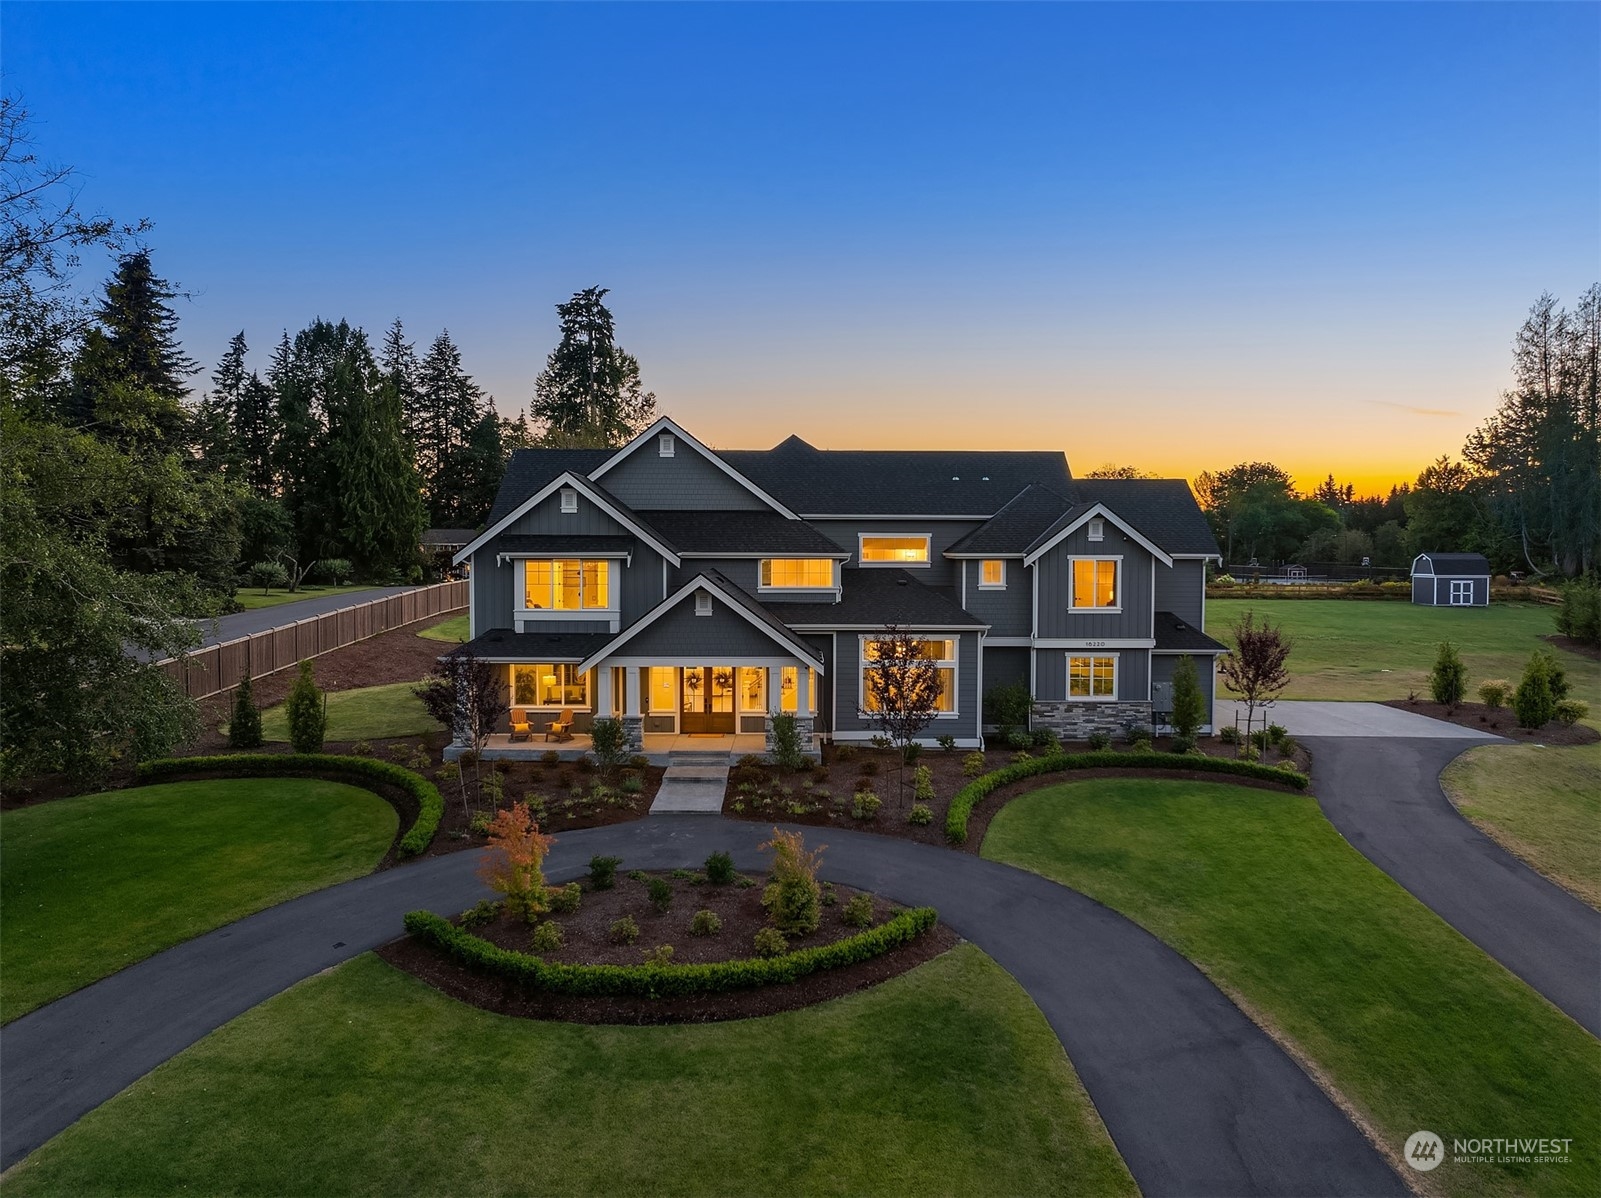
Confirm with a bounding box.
[545,708,574,742]
[508,709,532,742]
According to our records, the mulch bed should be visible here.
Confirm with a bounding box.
[1382,699,1599,746]
[1544,633,1601,663]
[378,870,958,1024]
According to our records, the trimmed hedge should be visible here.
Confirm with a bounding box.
[134,753,444,858]
[403,904,938,998]
[944,750,1309,844]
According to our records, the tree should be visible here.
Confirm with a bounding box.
[1086,463,1156,479]
[530,287,656,447]
[1428,642,1466,707]
[1512,651,1556,730]
[1218,611,1292,746]
[861,626,945,779]
[284,660,326,754]
[414,649,508,813]
[589,717,628,777]
[478,801,556,922]
[1403,457,1486,562]
[760,827,824,935]
[228,672,263,749]
[1169,655,1206,740]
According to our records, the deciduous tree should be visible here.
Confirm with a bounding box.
[1218,611,1292,746]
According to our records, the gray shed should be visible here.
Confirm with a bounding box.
[1410,553,1490,607]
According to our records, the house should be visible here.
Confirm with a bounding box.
[445,417,1225,759]
[1410,552,1491,607]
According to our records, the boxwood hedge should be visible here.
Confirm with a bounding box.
[944,750,1308,844]
[134,753,443,857]
[403,904,938,998]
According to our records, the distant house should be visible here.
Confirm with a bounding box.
[421,529,476,555]
[1410,553,1490,607]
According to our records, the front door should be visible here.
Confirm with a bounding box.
[680,666,736,734]
[1450,580,1473,606]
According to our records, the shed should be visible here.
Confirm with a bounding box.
[1410,552,1490,607]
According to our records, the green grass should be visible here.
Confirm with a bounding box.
[416,612,468,642]
[232,584,381,611]
[260,681,441,742]
[1443,741,1601,909]
[0,780,396,1022]
[4,947,1136,1197]
[983,779,1601,1197]
[1208,598,1600,707]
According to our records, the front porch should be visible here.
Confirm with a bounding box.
[448,730,823,766]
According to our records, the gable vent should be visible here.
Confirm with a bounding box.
[1088,518,1105,542]
[659,433,676,458]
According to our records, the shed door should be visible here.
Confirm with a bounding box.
[1449,580,1474,606]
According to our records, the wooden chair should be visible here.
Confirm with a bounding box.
[545,708,574,742]
[508,709,532,742]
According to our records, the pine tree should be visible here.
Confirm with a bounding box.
[1169,654,1206,740]
[228,671,263,749]
[285,660,327,753]
[530,287,656,447]
[236,371,276,495]
[194,331,248,477]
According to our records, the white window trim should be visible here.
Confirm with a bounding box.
[857,634,959,718]
[695,591,714,616]
[559,486,578,513]
[1064,653,1118,701]
[857,533,933,568]
[1087,517,1104,542]
[1449,579,1474,606]
[515,559,620,632]
[757,558,839,592]
[977,559,1007,590]
[1068,556,1122,613]
[658,432,675,457]
[510,663,594,712]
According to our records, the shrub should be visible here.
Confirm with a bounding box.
[647,877,673,912]
[1556,577,1601,647]
[903,741,922,764]
[1478,679,1511,708]
[1218,726,1239,745]
[761,827,824,934]
[858,758,879,777]
[753,927,788,958]
[479,802,557,921]
[588,855,622,889]
[641,944,674,967]
[1513,652,1557,729]
[311,558,354,586]
[1429,641,1467,706]
[841,893,875,928]
[704,850,736,885]
[821,881,838,906]
[228,673,263,750]
[690,909,723,936]
[1124,723,1152,747]
[937,734,957,753]
[628,753,650,770]
[284,660,327,754]
[247,560,289,591]
[833,744,857,761]
[1012,750,1033,762]
[1250,729,1271,751]
[984,681,1033,729]
[469,811,493,837]
[589,718,629,775]
[1087,731,1112,750]
[908,802,933,826]
[547,882,581,914]
[1031,728,1061,752]
[770,712,805,771]
[609,915,640,944]
[962,751,986,778]
[851,790,881,820]
[530,920,563,953]
[1169,654,1206,739]
[458,899,501,929]
[620,773,644,794]
[1277,735,1300,759]
[627,869,648,882]
[912,763,935,803]
[1005,727,1034,750]
[1541,650,1571,701]
[1170,733,1196,754]
[1266,723,1287,746]
[1239,745,1260,762]
[350,739,373,757]
[541,749,560,766]
[1554,699,1589,727]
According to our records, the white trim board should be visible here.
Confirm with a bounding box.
[588,416,798,519]
[1024,502,1174,568]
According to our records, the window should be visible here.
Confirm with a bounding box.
[647,667,677,713]
[695,591,713,616]
[860,638,957,714]
[522,559,612,610]
[979,559,1006,589]
[559,486,578,513]
[512,663,590,708]
[779,666,817,713]
[658,432,675,457]
[1067,655,1116,699]
[1450,579,1473,606]
[1070,559,1118,610]
[859,535,930,566]
[760,558,835,589]
[1087,517,1104,542]
[740,668,767,713]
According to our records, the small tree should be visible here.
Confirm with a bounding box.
[478,801,556,922]
[1429,642,1467,707]
[769,712,804,771]
[1513,651,1556,729]
[589,717,628,777]
[284,660,326,753]
[1169,654,1206,739]
[1556,579,1600,648]
[1218,611,1292,748]
[414,649,508,815]
[760,827,824,935]
[228,671,263,749]
[861,625,945,800]
[247,560,288,594]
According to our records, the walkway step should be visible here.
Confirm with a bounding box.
[651,752,732,815]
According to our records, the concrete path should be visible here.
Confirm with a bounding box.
[194,586,422,649]
[1305,736,1601,1036]
[0,820,1402,1196]
[648,750,732,814]
[1222,699,1501,739]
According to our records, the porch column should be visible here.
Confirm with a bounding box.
[594,665,613,720]
[764,666,781,756]
[621,666,643,752]
[794,664,816,756]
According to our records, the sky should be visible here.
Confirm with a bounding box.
[6,2,1598,495]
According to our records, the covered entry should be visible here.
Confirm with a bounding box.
[680,666,736,734]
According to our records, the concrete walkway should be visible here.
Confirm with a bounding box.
[1306,736,1601,1036]
[648,750,733,813]
[0,820,1402,1196]
[1221,699,1502,739]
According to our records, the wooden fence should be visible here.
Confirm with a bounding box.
[156,581,468,700]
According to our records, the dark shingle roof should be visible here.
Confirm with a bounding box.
[421,528,476,547]
[1153,611,1228,653]
[695,569,826,663]
[486,449,613,524]
[763,568,986,629]
[450,629,616,662]
[1416,552,1490,574]
[643,510,846,555]
[488,535,637,556]
[947,486,1078,555]
[1067,479,1220,557]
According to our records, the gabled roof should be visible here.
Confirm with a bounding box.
[421,528,476,547]
[1412,552,1490,575]
[589,417,799,518]
[1024,502,1174,568]
[487,449,612,525]
[764,568,987,630]
[946,486,1076,556]
[1152,612,1228,654]
[489,535,636,558]
[447,629,616,663]
[642,510,849,556]
[453,471,680,567]
[1070,479,1220,558]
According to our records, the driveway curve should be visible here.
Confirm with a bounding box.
[0,819,1404,1196]
[1306,736,1601,1037]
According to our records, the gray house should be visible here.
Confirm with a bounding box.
[448,418,1225,759]
[1410,552,1491,607]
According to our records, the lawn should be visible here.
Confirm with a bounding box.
[417,612,468,642]
[0,780,396,1023]
[1442,741,1601,909]
[3,946,1137,1197]
[232,584,382,612]
[983,779,1601,1197]
[260,680,441,742]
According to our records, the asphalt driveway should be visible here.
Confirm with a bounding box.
[195,586,421,648]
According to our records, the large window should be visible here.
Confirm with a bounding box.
[760,559,835,589]
[512,664,590,708]
[779,666,817,714]
[522,559,611,610]
[647,667,677,714]
[740,668,767,713]
[1070,559,1119,610]
[1067,655,1116,699]
[860,638,956,714]
[859,535,930,566]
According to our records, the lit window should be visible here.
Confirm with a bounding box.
[560,487,578,513]
[647,667,677,713]
[760,559,835,589]
[659,433,675,457]
[512,663,590,708]
[778,666,816,713]
[859,535,930,565]
[1067,655,1116,699]
[523,559,612,610]
[979,559,1006,589]
[740,668,767,713]
[860,638,956,714]
[1070,559,1118,609]
[1087,518,1104,542]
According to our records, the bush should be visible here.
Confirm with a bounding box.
[228,673,263,750]
[247,560,289,591]
[1554,699,1589,727]
[690,909,723,936]
[841,893,875,928]
[1277,735,1300,759]
[1429,641,1467,706]
[1266,723,1287,746]
[641,944,674,967]
[1005,727,1033,750]
[1087,731,1112,750]
[1218,726,1240,745]
[628,753,650,770]
[589,717,629,775]
[770,712,805,771]
[858,758,879,777]
[753,927,788,958]
[647,877,673,912]
[1169,654,1206,739]
[609,915,640,944]
[283,661,327,754]
[547,882,581,914]
[530,921,564,953]
[1170,733,1196,754]
[458,899,501,929]
[1250,729,1271,751]
[903,741,922,764]
[588,855,622,890]
[1031,728,1061,752]
[1478,680,1512,708]
[937,734,957,753]
[912,763,935,803]
[962,751,986,778]
[761,827,823,935]
[1556,577,1601,647]
[704,850,736,885]
[134,752,443,857]
[851,790,881,820]
[620,773,644,795]
[311,558,354,586]
[833,744,857,761]
[1514,651,1557,729]
[1125,726,1153,750]
[908,802,933,826]
[541,750,560,766]
[1239,745,1260,762]
[984,681,1033,729]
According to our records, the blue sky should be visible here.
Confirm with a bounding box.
[7,2,1597,489]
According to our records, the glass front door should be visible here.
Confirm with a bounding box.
[680,666,736,734]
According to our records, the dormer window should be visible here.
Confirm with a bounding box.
[695,590,713,616]
[559,486,578,513]
[658,433,676,458]
[1087,518,1104,542]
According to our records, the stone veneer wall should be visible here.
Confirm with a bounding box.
[765,715,815,756]
[1031,700,1153,739]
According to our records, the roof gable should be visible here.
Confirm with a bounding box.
[453,471,681,566]
[1023,502,1174,567]
[589,417,797,517]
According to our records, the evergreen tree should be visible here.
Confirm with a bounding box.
[194,331,248,477]
[380,317,421,449]
[285,660,327,753]
[1169,655,1206,740]
[530,287,656,447]
[1428,642,1467,707]
[236,371,276,495]
[228,671,263,749]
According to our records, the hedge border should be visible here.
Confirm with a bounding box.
[134,753,443,857]
[945,750,1309,844]
[403,904,938,998]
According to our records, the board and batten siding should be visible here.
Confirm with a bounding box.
[806,519,983,587]
[1153,559,1206,626]
[599,446,770,511]
[1150,653,1216,726]
[961,560,1031,636]
[1034,648,1151,703]
[1033,522,1155,641]
[829,630,980,738]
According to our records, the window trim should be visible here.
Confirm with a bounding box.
[758,557,837,591]
[1064,653,1118,701]
[516,558,619,629]
[511,663,592,710]
[1087,517,1104,542]
[695,591,714,616]
[857,634,959,718]
[1067,556,1122,614]
[658,432,675,458]
[559,486,578,513]
[857,533,933,569]
[977,559,1007,590]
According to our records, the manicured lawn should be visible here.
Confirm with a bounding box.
[984,779,1601,1197]
[0,780,396,1022]
[417,612,469,642]
[232,584,381,611]
[4,946,1136,1197]
[260,681,441,742]
[1443,741,1601,909]
[1207,598,1600,707]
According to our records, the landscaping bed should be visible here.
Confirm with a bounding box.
[1382,699,1598,745]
